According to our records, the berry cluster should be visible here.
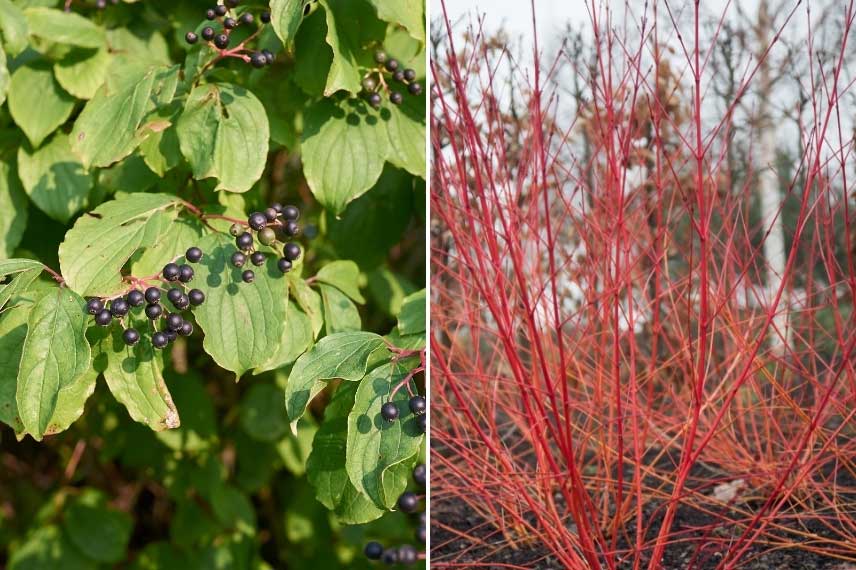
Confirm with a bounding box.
[184,1,275,69]
[362,50,423,109]
[228,203,302,284]
[364,463,427,565]
[85,248,206,349]
[381,394,426,434]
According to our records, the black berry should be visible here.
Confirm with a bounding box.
[185,247,203,263]
[390,91,403,105]
[185,32,198,44]
[258,227,276,246]
[398,545,417,564]
[86,298,104,315]
[270,202,283,213]
[214,5,227,16]
[152,332,168,349]
[202,26,215,41]
[261,49,274,64]
[144,287,161,304]
[260,11,270,23]
[127,289,145,307]
[277,258,292,273]
[179,322,194,336]
[374,50,387,64]
[417,414,425,433]
[397,492,419,513]
[381,550,398,565]
[166,313,184,331]
[281,205,300,221]
[163,263,180,281]
[364,542,383,560]
[95,309,112,327]
[239,12,253,24]
[408,82,422,96]
[173,294,190,310]
[284,221,300,237]
[178,265,194,283]
[381,402,399,422]
[236,232,254,251]
[232,251,247,268]
[248,212,267,230]
[224,17,237,29]
[368,92,382,108]
[242,270,255,283]
[164,329,178,343]
[403,68,416,81]
[206,8,216,20]
[189,289,205,306]
[214,33,230,49]
[413,464,426,486]
[250,252,266,266]
[409,395,426,415]
[263,207,278,222]
[362,77,377,92]
[416,525,425,543]
[110,298,130,317]
[123,328,140,346]
[393,69,405,82]
[284,242,301,261]
[145,304,163,320]
[250,51,267,69]
[385,58,399,72]
[167,288,183,304]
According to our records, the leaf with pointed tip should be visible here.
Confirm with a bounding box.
[270,0,307,49]
[369,0,424,42]
[15,286,91,440]
[318,0,385,96]
[0,259,43,311]
[8,63,75,148]
[284,331,389,429]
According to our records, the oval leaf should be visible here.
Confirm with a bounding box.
[8,63,75,148]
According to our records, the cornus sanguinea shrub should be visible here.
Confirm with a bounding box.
[0,0,426,567]
[432,1,855,569]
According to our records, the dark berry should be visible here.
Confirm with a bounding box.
[364,542,383,560]
[413,464,426,486]
[145,304,163,320]
[202,26,215,41]
[398,545,417,564]
[403,68,416,81]
[239,12,253,24]
[381,402,399,422]
[86,298,104,315]
[408,82,422,96]
[225,0,239,7]
[390,91,403,105]
[206,8,217,20]
[393,69,405,82]
[242,270,255,283]
[409,395,426,415]
[127,289,145,307]
[110,298,130,317]
[236,232,254,251]
[144,287,161,304]
[250,51,267,69]
[368,92,382,108]
[232,251,247,268]
[166,313,184,331]
[416,525,425,543]
[229,223,243,236]
[163,263,180,281]
[250,252,266,266]
[214,5,227,16]
[417,414,426,433]
[164,329,178,343]
[362,76,377,92]
[260,10,270,23]
[284,221,300,237]
[178,265,194,283]
[152,332,169,349]
[214,34,230,49]
[282,205,300,221]
[257,227,276,246]
[123,328,140,346]
[224,17,237,29]
[374,50,387,64]
[284,242,301,261]
[270,202,283,213]
[264,207,278,222]
[248,212,267,230]
[261,49,274,64]
[397,492,419,513]
[385,58,399,72]
[185,32,198,44]
[277,258,292,273]
[185,246,203,263]
[189,289,205,306]
[179,321,194,336]
[95,309,112,327]
[173,294,190,311]
[381,549,398,565]
[167,288,183,304]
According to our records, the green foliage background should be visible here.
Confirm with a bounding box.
[0,0,426,567]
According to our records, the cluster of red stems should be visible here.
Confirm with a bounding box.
[430,1,856,569]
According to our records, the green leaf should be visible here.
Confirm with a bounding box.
[385,95,426,178]
[288,275,323,338]
[54,47,111,100]
[397,288,425,335]
[130,542,194,570]
[254,301,313,374]
[176,82,269,193]
[384,325,425,351]
[284,331,389,429]
[346,361,422,508]
[316,260,364,303]
[0,0,28,56]
[367,267,416,316]
[63,489,133,564]
[276,417,317,476]
[17,132,92,223]
[270,0,307,49]
[369,0,424,43]
[0,301,29,433]
[0,259,43,311]
[0,161,28,259]
[15,286,91,440]
[24,8,106,49]
[139,119,181,176]
[58,192,182,297]
[8,526,96,570]
[240,383,289,442]
[320,283,360,333]
[0,45,8,106]
[71,64,180,169]
[192,232,289,379]
[317,0,384,95]
[209,483,256,536]
[292,9,331,96]
[8,63,75,148]
[156,371,217,451]
[129,216,204,278]
[301,99,388,214]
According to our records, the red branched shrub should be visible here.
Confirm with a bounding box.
[430,1,856,568]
